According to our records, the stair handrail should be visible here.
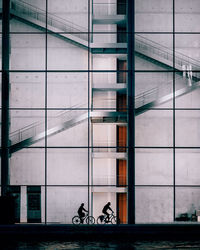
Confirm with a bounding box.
[135,75,184,108]
[136,34,200,76]
[9,102,87,145]
[11,0,89,41]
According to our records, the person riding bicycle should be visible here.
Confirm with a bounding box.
[78,203,88,224]
[102,202,114,222]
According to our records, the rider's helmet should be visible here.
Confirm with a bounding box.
[108,202,111,206]
[81,203,84,206]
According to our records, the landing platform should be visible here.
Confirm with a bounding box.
[0,223,200,240]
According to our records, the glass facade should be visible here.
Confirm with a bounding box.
[1,0,200,224]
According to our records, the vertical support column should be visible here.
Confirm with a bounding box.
[1,0,10,196]
[41,186,46,223]
[20,186,27,223]
[127,0,135,224]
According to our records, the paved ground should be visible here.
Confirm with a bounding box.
[0,223,200,240]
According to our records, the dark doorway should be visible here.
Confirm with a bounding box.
[27,186,41,223]
[117,59,127,83]
[117,92,127,112]
[117,26,127,43]
[8,186,20,223]
[117,0,126,15]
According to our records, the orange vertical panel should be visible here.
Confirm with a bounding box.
[118,159,127,186]
[117,126,127,152]
[117,193,127,224]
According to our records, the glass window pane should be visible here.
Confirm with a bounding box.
[47,72,88,109]
[10,148,45,185]
[176,187,200,222]
[10,0,46,33]
[175,110,200,147]
[135,0,173,32]
[135,34,173,71]
[10,73,45,109]
[135,72,173,109]
[47,186,88,224]
[10,110,45,148]
[175,0,200,32]
[11,34,45,70]
[176,149,200,185]
[47,34,88,70]
[135,110,173,147]
[136,149,173,185]
[48,0,89,31]
[136,187,173,223]
[47,149,88,185]
[47,110,88,147]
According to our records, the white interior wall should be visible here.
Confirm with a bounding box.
[92,192,116,220]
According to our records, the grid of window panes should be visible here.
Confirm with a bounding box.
[135,0,200,223]
[8,0,91,224]
[1,0,200,224]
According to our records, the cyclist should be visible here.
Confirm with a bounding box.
[78,203,88,224]
[102,202,114,222]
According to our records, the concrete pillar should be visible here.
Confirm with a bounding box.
[41,186,45,223]
[127,0,135,224]
[1,0,10,196]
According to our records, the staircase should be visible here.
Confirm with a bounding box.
[10,0,89,48]
[4,0,200,153]
[9,76,200,153]
[9,0,200,79]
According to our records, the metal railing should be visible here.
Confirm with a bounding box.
[9,103,87,145]
[10,1,200,77]
[134,76,186,109]
[135,34,200,79]
[11,0,89,41]
[9,74,192,147]
[93,174,126,185]
[93,3,117,16]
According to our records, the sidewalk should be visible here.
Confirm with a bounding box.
[0,223,200,240]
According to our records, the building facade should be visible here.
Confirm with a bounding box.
[1,0,200,224]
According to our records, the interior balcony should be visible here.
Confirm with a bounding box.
[91,186,126,193]
[93,15,126,25]
[92,152,127,159]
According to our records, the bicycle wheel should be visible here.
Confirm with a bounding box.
[86,216,95,224]
[97,215,106,224]
[72,216,81,225]
[111,216,117,224]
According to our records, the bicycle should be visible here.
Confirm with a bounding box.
[72,213,95,225]
[97,212,117,224]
